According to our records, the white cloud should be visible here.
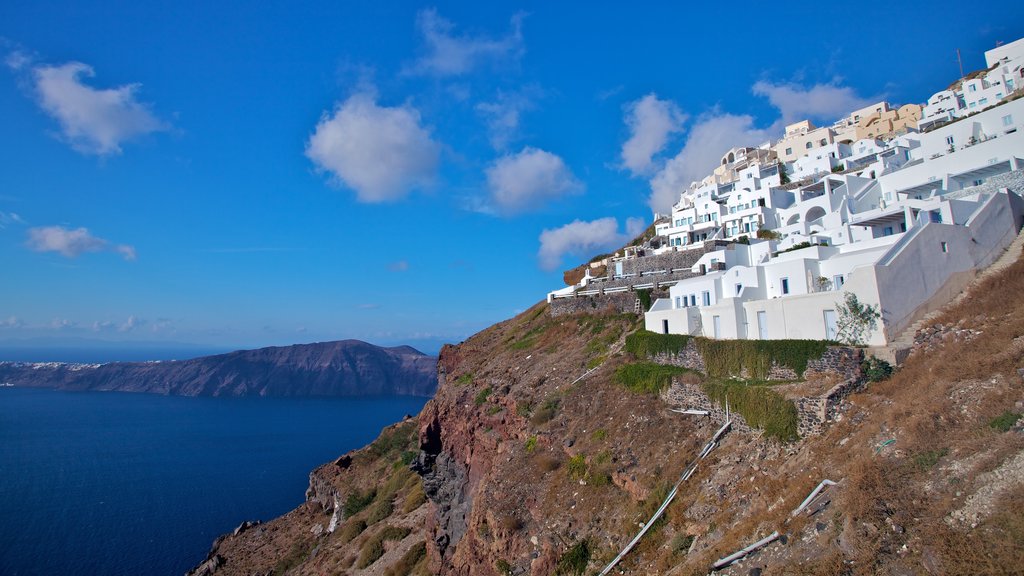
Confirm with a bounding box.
[621,93,686,176]
[0,211,25,229]
[306,90,441,202]
[648,113,772,214]
[752,80,875,125]
[641,80,873,214]
[538,217,645,271]
[406,8,524,77]
[0,316,23,328]
[29,61,167,155]
[50,318,76,330]
[26,225,137,261]
[485,147,582,215]
[5,50,30,71]
[475,86,540,150]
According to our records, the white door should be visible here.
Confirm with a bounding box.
[823,309,838,341]
[713,315,721,339]
[757,311,768,339]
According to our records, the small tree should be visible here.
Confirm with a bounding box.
[778,162,790,185]
[835,292,881,346]
[814,276,833,292]
[756,228,782,240]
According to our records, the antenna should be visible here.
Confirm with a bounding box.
[956,48,965,83]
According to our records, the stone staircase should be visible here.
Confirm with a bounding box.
[881,225,1024,363]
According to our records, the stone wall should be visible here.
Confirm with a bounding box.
[662,382,753,434]
[647,340,865,438]
[549,289,668,317]
[946,168,1024,200]
[796,377,866,437]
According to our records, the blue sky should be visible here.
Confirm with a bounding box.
[1,1,1021,354]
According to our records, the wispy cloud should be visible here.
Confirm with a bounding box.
[92,315,144,333]
[13,58,168,155]
[26,225,136,261]
[484,147,582,215]
[0,211,25,229]
[387,260,409,272]
[0,316,24,329]
[648,112,772,214]
[642,80,873,213]
[752,80,876,125]
[538,217,645,271]
[405,8,524,77]
[620,93,686,176]
[306,89,441,202]
[475,85,541,150]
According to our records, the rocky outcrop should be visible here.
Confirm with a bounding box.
[0,340,437,397]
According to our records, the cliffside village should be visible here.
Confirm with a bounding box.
[549,37,1024,350]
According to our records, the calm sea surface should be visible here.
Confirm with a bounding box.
[0,387,428,576]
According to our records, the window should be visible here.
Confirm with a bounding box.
[1004,114,1014,127]
[979,98,988,106]
[780,278,790,295]
[883,226,894,236]
[690,295,697,307]
[968,84,977,92]
[785,147,793,155]
[675,296,682,308]
[833,275,844,289]
[820,138,827,146]
[702,291,711,306]
[941,241,948,253]
[945,135,955,145]
[735,283,742,295]
[806,141,813,149]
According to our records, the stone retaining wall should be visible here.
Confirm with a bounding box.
[649,341,865,438]
[663,382,753,434]
[549,289,669,317]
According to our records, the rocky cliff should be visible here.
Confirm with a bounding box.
[188,253,1024,575]
[0,340,437,397]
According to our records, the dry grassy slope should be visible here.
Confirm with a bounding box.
[192,250,1024,576]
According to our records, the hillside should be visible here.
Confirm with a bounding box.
[0,340,437,397]
[188,252,1024,575]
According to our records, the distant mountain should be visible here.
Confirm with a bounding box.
[0,340,438,397]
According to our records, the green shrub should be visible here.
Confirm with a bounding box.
[861,356,894,382]
[531,397,560,425]
[913,448,949,470]
[695,338,829,379]
[566,454,587,481]
[343,488,376,516]
[402,482,426,513]
[455,373,473,385]
[556,540,590,575]
[366,497,393,525]
[495,559,513,575]
[525,435,538,453]
[670,533,694,555]
[591,428,607,441]
[474,386,493,406]
[487,404,502,415]
[357,525,412,569]
[624,331,691,357]
[338,518,367,544]
[367,422,418,458]
[384,541,426,576]
[356,536,384,569]
[702,381,799,441]
[636,289,652,312]
[614,362,687,394]
[989,411,1022,432]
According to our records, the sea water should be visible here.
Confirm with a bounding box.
[0,387,428,576]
